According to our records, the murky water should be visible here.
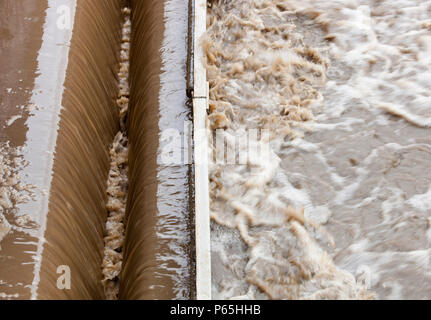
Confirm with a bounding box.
[206,0,431,299]
[120,0,193,300]
[1,0,193,300]
[2,0,429,301]
[102,7,131,300]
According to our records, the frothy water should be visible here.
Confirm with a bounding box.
[0,143,36,247]
[206,0,431,299]
[102,7,131,300]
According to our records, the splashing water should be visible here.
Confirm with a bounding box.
[206,0,431,300]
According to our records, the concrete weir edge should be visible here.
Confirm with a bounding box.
[193,0,211,301]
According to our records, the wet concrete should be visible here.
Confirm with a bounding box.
[0,0,47,147]
[0,0,47,300]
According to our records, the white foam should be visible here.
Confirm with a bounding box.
[407,185,431,212]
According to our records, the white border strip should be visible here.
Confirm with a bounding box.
[193,0,211,300]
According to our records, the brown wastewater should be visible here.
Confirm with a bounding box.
[0,0,193,299]
[1,0,431,300]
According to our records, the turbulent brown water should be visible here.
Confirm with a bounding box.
[102,7,131,300]
[206,0,431,299]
